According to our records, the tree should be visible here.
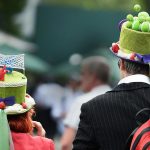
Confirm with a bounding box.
[0,0,27,36]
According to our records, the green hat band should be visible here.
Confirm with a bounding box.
[0,86,26,104]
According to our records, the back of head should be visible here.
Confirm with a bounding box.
[7,110,33,133]
[123,59,149,76]
[81,56,110,84]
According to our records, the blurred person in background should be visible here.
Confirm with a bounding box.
[33,76,64,139]
[58,73,83,135]
[61,56,111,150]
[61,73,83,119]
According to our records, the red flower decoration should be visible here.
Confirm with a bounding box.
[112,43,119,53]
[0,102,6,109]
[0,65,7,81]
[130,53,136,60]
[21,102,27,109]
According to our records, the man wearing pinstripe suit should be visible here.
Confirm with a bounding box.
[73,7,150,150]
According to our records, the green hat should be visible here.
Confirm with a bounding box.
[111,4,150,64]
[0,54,35,150]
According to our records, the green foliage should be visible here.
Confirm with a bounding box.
[0,0,27,36]
[43,0,146,10]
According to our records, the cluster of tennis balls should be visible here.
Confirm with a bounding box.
[126,4,150,32]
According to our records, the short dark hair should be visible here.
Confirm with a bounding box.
[123,59,149,76]
[82,56,110,83]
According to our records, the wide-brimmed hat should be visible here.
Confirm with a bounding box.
[110,4,150,64]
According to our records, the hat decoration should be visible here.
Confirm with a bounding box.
[0,54,35,150]
[111,4,150,64]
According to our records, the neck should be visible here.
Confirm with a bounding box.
[120,70,132,79]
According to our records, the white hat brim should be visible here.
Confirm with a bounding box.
[4,94,35,115]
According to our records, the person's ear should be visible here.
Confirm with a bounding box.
[120,59,126,71]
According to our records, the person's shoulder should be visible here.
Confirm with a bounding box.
[12,132,55,150]
[41,137,55,149]
[82,91,112,108]
[33,136,55,149]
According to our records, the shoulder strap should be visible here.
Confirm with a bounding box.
[125,127,138,150]
[142,141,150,150]
[125,108,150,150]
[131,127,150,150]
[135,108,150,126]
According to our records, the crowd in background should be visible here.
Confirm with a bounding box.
[31,56,112,149]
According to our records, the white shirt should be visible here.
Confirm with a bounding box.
[118,74,150,85]
[64,85,111,129]
[33,83,64,118]
[62,87,83,113]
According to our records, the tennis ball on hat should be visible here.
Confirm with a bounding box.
[126,21,132,28]
[146,17,150,22]
[126,14,134,21]
[138,12,149,19]
[134,4,141,12]
[132,20,140,30]
[138,16,146,23]
[141,22,149,32]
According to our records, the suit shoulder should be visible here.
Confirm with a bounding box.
[85,92,111,104]
[82,91,115,112]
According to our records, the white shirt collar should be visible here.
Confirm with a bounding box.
[118,74,150,85]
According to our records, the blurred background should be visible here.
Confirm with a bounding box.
[0,0,149,149]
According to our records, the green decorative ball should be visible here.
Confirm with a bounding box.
[132,20,140,31]
[126,21,132,28]
[138,16,146,23]
[138,12,149,18]
[139,24,142,31]
[134,4,141,12]
[126,14,134,21]
[141,22,149,32]
[133,17,138,21]
[146,17,150,22]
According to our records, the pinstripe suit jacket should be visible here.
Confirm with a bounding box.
[73,82,150,150]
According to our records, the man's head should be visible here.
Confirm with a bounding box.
[80,56,110,92]
[118,59,149,78]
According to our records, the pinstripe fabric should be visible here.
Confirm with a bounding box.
[73,82,150,150]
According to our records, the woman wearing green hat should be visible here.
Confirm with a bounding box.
[0,54,54,150]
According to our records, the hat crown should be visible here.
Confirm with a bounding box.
[119,24,150,55]
[0,71,27,104]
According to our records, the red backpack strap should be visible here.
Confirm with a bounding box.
[125,108,150,150]
[130,120,150,150]
[142,141,150,150]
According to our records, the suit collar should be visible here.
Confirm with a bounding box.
[109,82,150,92]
